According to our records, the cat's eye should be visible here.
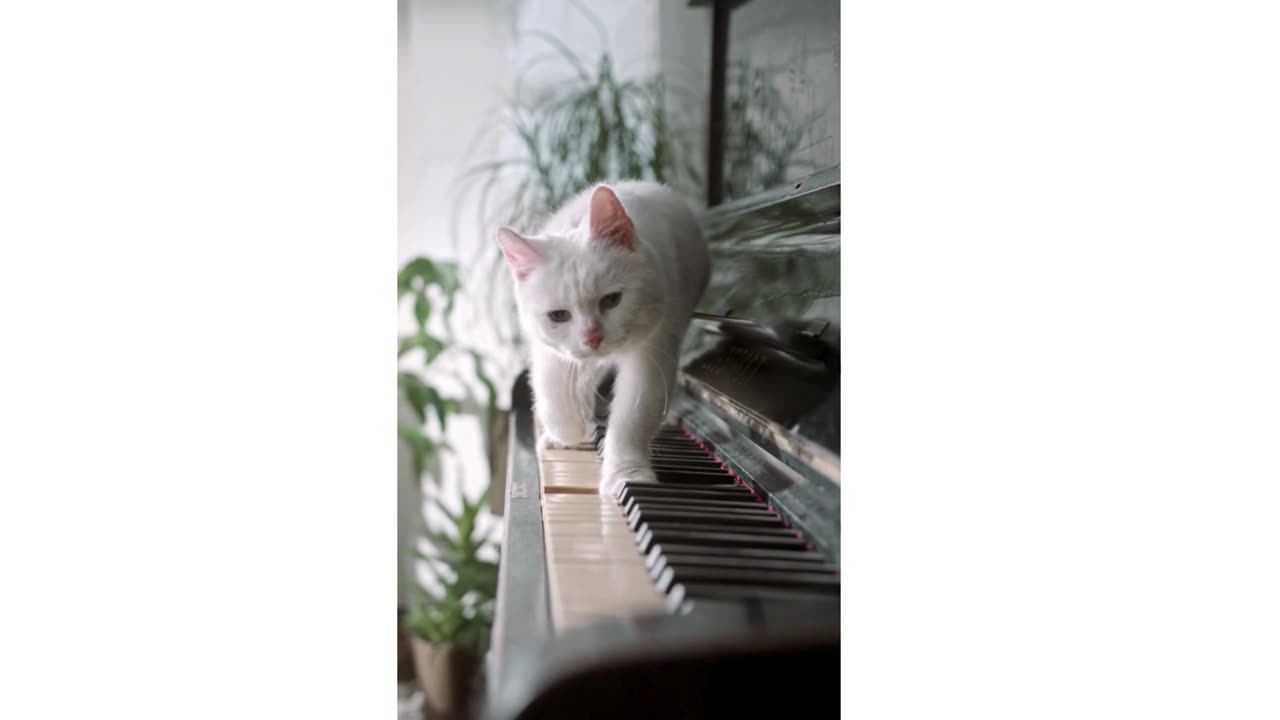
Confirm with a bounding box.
[547,309,571,323]
[599,291,622,311]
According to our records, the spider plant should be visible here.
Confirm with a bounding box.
[450,17,822,357]
[722,59,826,199]
[452,46,702,362]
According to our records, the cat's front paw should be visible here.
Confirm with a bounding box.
[538,435,580,452]
[537,413,592,450]
[600,461,656,496]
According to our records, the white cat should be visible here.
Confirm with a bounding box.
[498,181,710,492]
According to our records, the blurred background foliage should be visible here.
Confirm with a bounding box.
[398,256,500,651]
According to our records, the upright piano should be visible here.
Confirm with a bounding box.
[486,167,841,720]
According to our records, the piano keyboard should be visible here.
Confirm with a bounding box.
[536,424,840,632]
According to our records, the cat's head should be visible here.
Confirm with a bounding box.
[498,185,664,361]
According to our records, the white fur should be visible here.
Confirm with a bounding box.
[499,181,710,493]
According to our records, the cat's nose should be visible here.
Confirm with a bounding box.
[584,326,603,349]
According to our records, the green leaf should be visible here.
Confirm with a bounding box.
[398,371,429,424]
[433,496,462,531]
[463,349,499,462]
[398,333,446,363]
[413,290,431,331]
[434,262,461,317]
[398,423,436,455]
[398,371,464,432]
[398,425,449,479]
[426,524,462,551]
[398,257,439,299]
[464,350,498,418]
[435,393,462,432]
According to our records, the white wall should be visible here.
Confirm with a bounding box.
[398,0,517,603]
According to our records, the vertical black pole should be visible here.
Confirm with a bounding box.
[706,0,730,207]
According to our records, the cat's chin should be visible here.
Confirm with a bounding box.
[562,345,620,362]
[539,344,588,363]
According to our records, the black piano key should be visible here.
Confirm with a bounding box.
[624,497,775,515]
[621,496,763,516]
[652,462,725,473]
[627,509,784,532]
[638,521,794,537]
[649,460,725,472]
[650,444,702,452]
[675,582,842,603]
[650,449,708,458]
[656,566,841,595]
[619,481,748,495]
[633,510,786,529]
[672,596,842,620]
[648,552,839,580]
[665,583,842,613]
[650,444,706,452]
[636,527,808,554]
[649,543,827,564]
[618,488,745,505]
[631,496,772,511]
[652,469,737,484]
[616,483,747,501]
[625,492,767,507]
[616,483,749,504]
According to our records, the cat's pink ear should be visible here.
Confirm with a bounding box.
[498,228,539,280]
[589,185,635,251]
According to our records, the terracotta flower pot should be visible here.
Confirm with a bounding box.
[410,637,480,720]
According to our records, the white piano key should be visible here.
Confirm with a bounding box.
[536,433,666,632]
[539,453,603,493]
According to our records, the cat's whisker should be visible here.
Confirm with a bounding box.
[643,352,671,417]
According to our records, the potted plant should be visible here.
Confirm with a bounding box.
[404,488,499,720]
[398,256,502,718]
